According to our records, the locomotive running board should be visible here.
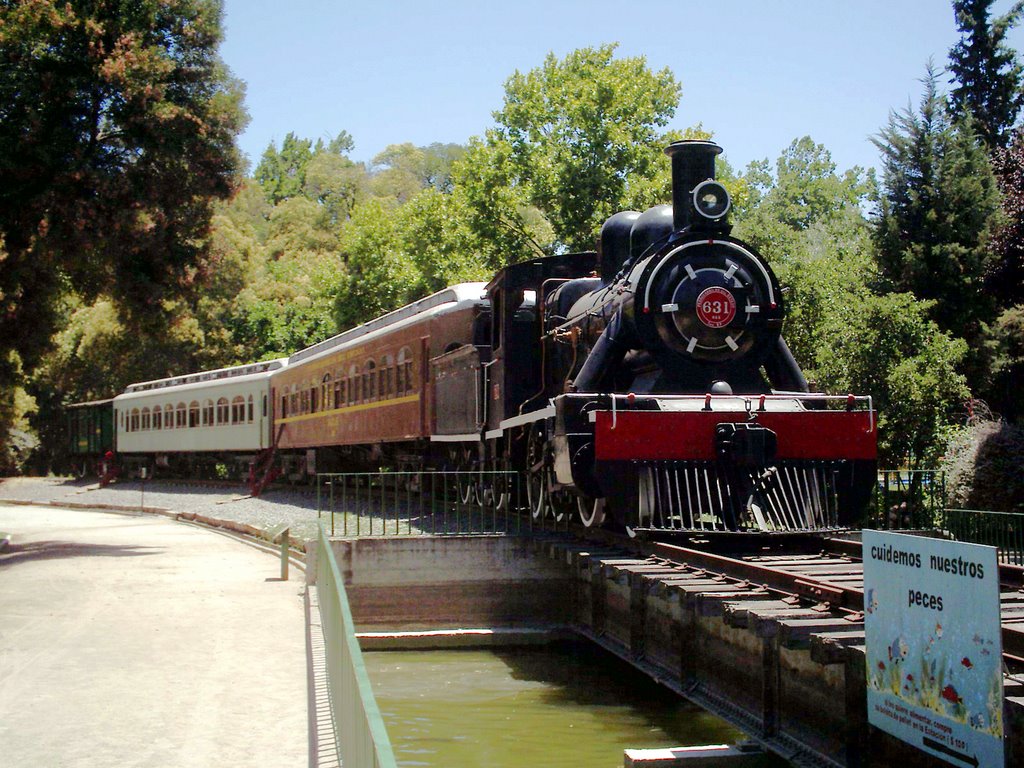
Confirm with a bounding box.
[430,433,481,443]
[499,406,556,431]
[430,405,557,443]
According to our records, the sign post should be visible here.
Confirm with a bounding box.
[863,531,1004,767]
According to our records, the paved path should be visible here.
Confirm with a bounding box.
[0,504,308,767]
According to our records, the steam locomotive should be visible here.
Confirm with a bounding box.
[68,140,876,533]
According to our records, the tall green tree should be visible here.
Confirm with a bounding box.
[255,130,365,219]
[873,67,1000,344]
[980,304,1024,420]
[490,44,681,251]
[738,138,872,235]
[333,199,418,330]
[731,138,875,370]
[948,0,1024,149]
[449,137,556,267]
[254,132,315,204]
[734,137,872,269]
[816,293,970,467]
[0,0,245,390]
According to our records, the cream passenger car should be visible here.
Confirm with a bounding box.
[113,359,287,474]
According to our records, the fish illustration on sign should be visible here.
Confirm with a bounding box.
[866,588,878,614]
[889,637,909,663]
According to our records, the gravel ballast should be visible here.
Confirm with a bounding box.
[0,477,326,541]
[0,476,531,540]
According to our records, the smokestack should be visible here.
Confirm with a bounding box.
[664,140,723,232]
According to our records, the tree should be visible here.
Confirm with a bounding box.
[873,67,1001,344]
[254,133,315,204]
[490,44,681,251]
[449,137,555,267]
[334,199,419,330]
[730,139,875,370]
[0,0,245,470]
[979,304,1024,420]
[816,293,970,467]
[734,138,873,269]
[988,129,1024,306]
[304,151,367,226]
[948,0,1024,149]
[395,188,494,294]
[255,130,366,221]
[208,179,348,360]
[370,142,466,199]
[738,138,872,235]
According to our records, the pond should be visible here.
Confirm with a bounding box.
[365,640,786,768]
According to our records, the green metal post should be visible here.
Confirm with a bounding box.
[280,528,289,581]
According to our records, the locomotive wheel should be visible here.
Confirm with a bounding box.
[458,475,477,506]
[577,496,607,528]
[455,448,479,506]
[548,488,573,522]
[526,427,549,520]
[478,468,508,511]
[527,468,548,520]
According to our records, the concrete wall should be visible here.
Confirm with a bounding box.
[322,535,573,632]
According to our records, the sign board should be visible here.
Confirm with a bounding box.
[863,531,1003,767]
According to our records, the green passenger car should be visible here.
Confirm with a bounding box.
[67,399,115,474]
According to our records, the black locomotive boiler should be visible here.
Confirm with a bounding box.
[479,140,877,532]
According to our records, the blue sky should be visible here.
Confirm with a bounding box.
[221,0,1024,176]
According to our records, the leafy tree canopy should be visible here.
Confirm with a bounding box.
[978,304,1024,420]
[734,137,873,267]
[816,292,970,467]
[730,139,875,370]
[989,128,1024,305]
[0,0,246,392]
[370,142,466,199]
[489,43,681,251]
[449,136,556,266]
[255,129,357,206]
[740,137,873,233]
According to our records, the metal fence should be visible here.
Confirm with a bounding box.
[316,470,571,536]
[313,468,1024,563]
[870,469,947,530]
[939,508,1024,565]
[870,470,1024,564]
[315,523,397,768]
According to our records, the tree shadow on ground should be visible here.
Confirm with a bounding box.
[0,540,163,568]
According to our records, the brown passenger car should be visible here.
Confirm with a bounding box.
[269,284,489,474]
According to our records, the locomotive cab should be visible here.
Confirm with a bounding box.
[482,252,600,432]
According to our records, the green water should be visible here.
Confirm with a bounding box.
[365,641,781,768]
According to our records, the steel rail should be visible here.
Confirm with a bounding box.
[639,533,1024,666]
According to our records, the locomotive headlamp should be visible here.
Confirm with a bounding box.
[692,180,731,220]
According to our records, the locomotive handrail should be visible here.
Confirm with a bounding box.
[604,392,875,432]
[641,239,778,312]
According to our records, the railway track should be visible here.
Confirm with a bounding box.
[573,527,1024,672]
